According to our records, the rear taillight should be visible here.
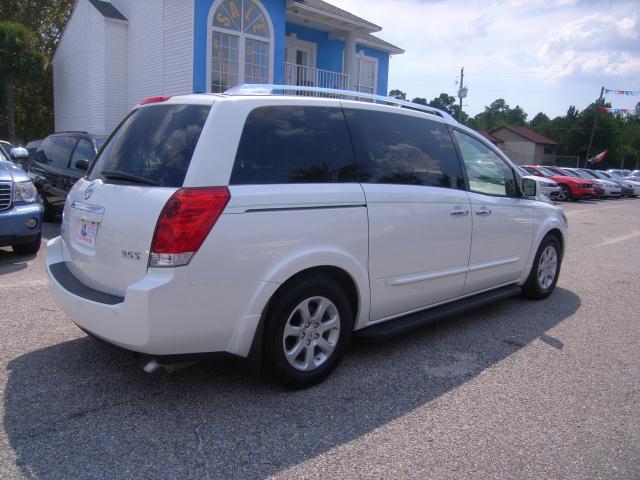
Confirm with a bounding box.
[149,187,230,267]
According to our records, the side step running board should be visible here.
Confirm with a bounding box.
[356,285,522,341]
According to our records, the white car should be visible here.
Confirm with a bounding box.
[515,166,561,201]
[46,86,568,388]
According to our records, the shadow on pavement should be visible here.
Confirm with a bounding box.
[0,250,35,275]
[4,287,580,480]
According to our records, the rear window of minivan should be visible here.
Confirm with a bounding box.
[88,104,211,187]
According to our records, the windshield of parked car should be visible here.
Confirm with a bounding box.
[88,104,211,187]
[578,170,598,179]
[536,167,555,176]
[0,147,9,162]
[95,137,106,150]
[594,171,611,179]
[558,169,579,177]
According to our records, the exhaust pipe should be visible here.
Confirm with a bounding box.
[143,359,160,373]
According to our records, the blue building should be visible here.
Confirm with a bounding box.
[53,0,404,135]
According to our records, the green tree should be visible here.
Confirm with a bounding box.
[0,0,73,141]
[389,89,406,100]
[0,22,45,141]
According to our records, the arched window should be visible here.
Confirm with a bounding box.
[207,0,273,92]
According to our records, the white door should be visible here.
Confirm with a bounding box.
[343,106,472,322]
[285,36,316,86]
[451,130,535,294]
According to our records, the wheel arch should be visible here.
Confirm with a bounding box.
[245,264,367,375]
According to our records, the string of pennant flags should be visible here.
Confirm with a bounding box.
[604,88,640,96]
[599,107,633,116]
[600,87,639,117]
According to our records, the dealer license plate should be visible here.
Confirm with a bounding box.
[77,220,98,248]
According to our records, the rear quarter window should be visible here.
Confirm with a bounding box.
[88,104,211,187]
[343,108,464,189]
[230,106,358,184]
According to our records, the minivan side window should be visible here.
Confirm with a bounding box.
[343,108,464,189]
[452,130,519,197]
[230,106,358,184]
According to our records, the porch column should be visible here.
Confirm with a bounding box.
[344,32,357,90]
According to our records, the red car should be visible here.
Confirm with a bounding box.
[522,165,597,201]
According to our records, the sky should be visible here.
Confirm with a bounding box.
[338,0,640,119]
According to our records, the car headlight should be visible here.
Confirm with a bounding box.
[13,181,37,203]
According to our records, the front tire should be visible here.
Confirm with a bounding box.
[522,235,561,300]
[12,233,42,255]
[264,275,352,389]
[558,184,572,201]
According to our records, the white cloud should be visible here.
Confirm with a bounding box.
[538,13,640,79]
[338,0,640,116]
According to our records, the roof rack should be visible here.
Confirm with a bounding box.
[224,84,457,122]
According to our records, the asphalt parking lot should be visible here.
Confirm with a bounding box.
[1,199,639,479]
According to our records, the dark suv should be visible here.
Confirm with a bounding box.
[29,132,105,220]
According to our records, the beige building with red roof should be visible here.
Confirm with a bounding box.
[490,125,558,165]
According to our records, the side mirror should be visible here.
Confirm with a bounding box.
[10,147,29,160]
[522,177,538,197]
[74,159,89,171]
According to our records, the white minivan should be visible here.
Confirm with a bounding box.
[46,86,567,388]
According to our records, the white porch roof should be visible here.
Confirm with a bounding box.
[285,0,403,54]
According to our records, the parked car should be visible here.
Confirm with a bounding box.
[0,157,43,254]
[591,170,639,197]
[514,166,560,201]
[627,170,640,181]
[546,166,605,199]
[563,168,622,198]
[46,88,567,388]
[606,169,631,177]
[29,132,105,221]
[523,165,595,201]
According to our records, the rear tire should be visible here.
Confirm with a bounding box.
[12,234,42,255]
[522,235,561,300]
[264,275,352,389]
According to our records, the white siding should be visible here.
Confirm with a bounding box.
[126,1,164,108]
[53,0,91,133]
[105,21,129,133]
[163,0,194,96]
[89,6,106,134]
[55,0,195,133]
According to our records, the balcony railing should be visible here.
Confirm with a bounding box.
[284,62,350,91]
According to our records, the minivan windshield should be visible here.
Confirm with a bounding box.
[88,104,211,187]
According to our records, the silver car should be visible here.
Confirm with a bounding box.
[592,170,639,197]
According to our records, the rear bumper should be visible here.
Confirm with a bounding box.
[45,236,279,357]
[0,203,42,247]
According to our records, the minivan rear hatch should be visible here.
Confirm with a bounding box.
[61,101,212,297]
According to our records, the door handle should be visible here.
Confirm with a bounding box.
[450,206,470,216]
[476,207,492,216]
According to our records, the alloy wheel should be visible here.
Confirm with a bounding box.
[282,296,341,372]
[537,245,558,290]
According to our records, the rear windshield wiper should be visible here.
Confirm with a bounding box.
[100,170,159,186]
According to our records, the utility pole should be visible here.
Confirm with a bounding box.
[585,86,604,167]
[457,67,466,123]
